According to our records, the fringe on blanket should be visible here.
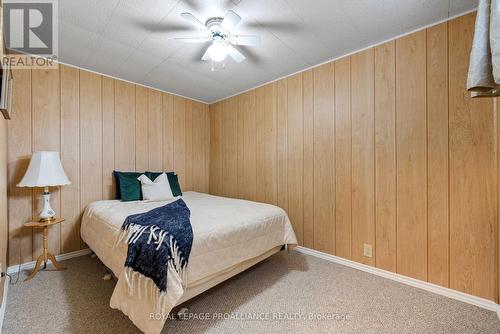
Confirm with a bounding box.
[116,223,189,289]
[121,266,182,314]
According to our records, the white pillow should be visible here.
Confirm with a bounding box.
[137,173,174,201]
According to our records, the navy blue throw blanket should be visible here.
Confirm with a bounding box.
[119,199,193,292]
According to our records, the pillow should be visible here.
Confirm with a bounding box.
[137,173,174,201]
[147,172,182,197]
[114,171,143,199]
[113,171,123,199]
[114,171,144,201]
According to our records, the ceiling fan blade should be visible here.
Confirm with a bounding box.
[133,20,193,33]
[233,35,261,46]
[181,12,206,30]
[201,47,211,61]
[175,37,212,43]
[221,10,241,32]
[228,47,245,63]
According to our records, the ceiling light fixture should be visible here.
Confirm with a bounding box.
[175,10,261,70]
[207,42,228,62]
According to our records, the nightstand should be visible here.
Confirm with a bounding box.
[23,218,66,281]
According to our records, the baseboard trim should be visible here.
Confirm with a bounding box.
[0,275,10,334]
[3,247,499,320]
[6,248,92,274]
[294,246,500,318]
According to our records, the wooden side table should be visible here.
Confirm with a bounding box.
[23,218,66,281]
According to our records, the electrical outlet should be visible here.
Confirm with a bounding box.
[363,244,373,258]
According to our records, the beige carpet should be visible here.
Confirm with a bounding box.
[3,251,499,333]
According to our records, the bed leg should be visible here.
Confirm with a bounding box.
[176,307,189,320]
[286,244,296,253]
[103,270,113,281]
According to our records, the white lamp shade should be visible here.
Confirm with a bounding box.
[17,151,71,187]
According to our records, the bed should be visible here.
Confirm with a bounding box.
[81,191,297,333]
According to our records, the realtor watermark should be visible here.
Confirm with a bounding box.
[150,311,351,322]
[3,0,58,69]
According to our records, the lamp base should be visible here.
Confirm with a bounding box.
[38,188,56,222]
[38,216,56,223]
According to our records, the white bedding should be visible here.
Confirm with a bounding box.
[81,191,297,333]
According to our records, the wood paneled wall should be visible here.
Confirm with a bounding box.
[209,13,500,302]
[0,3,8,302]
[0,116,7,300]
[7,65,210,266]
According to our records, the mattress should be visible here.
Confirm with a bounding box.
[81,191,297,285]
[81,191,297,332]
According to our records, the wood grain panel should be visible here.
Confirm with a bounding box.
[184,100,193,190]
[162,93,174,171]
[449,13,497,300]
[148,90,163,171]
[254,87,266,203]
[209,102,222,195]
[192,102,206,192]
[313,63,335,254]
[173,96,186,188]
[102,77,115,200]
[32,68,60,256]
[237,96,245,199]
[255,84,277,205]
[277,79,288,211]
[287,73,304,244]
[396,30,427,280]
[374,42,397,271]
[222,98,238,198]
[60,65,80,253]
[351,49,375,265]
[426,22,449,287]
[334,58,352,259]
[135,86,149,171]
[8,69,32,265]
[204,105,211,193]
[114,81,136,170]
[264,83,278,205]
[79,71,102,237]
[303,70,314,248]
[243,91,257,201]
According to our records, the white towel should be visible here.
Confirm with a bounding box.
[467,0,500,97]
[491,0,500,83]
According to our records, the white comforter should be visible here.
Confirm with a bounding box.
[81,192,297,333]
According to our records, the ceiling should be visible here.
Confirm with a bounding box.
[59,0,478,103]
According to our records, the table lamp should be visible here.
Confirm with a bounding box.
[17,151,71,222]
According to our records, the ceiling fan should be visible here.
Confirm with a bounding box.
[175,10,260,69]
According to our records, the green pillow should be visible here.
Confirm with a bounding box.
[147,172,182,197]
[115,171,144,201]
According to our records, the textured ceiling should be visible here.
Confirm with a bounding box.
[59,0,477,103]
